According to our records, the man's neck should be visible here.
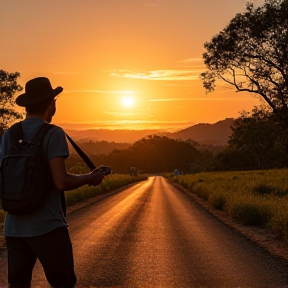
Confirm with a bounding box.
[26,113,46,121]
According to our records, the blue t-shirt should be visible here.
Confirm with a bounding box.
[0,118,70,237]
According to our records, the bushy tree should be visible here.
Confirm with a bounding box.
[213,107,288,170]
[0,70,23,135]
[201,0,288,117]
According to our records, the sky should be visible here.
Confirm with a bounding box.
[1,0,265,131]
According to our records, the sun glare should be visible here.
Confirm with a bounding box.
[122,97,134,108]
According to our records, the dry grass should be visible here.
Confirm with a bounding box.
[171,169,288,243]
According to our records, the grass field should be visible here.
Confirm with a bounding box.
[0,174,148,224]
[169,169,288,243]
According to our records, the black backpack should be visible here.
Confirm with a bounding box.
[0,122,54,215]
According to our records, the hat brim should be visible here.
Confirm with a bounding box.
[16,86,63,107]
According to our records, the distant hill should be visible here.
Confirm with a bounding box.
[64,129,163,143]
[68,141,131,156]
[165,118,234,146]
[64,118,235,146]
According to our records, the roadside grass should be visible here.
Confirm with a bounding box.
[0,174,148,224]
[65,173,148,206]
[170,169,288,243]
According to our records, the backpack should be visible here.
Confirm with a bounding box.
[0,122,54,215]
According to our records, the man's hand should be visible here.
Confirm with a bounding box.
[89,169,105,186]
[50,157,105,191]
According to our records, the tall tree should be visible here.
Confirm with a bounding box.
[0,70,23,135]
[201,0,288,117]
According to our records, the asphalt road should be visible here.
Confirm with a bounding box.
[1,176,288,288]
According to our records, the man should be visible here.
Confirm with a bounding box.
[0,77,105,288]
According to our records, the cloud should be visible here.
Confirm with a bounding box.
[149,97,258,102]
[110,69,201,81]
[103,108,151,117]
[57,120,195,132]
[178,58,203,63]
[103,111,140,116]
[64,89,138,94]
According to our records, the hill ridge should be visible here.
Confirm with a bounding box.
[63,118,235,145]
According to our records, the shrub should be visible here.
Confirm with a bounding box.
[269,206,288,243]
[275,188,288,197]
[209,192,227,211]
[227,198,273,226]
[194,186,210,201]
[252,184,275,196]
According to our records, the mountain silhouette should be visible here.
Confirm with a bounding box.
[64,118,234,146]
[165,118,234,146]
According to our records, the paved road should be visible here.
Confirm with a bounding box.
[1,176,288,287]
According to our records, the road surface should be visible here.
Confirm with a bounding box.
[0,176,287,287]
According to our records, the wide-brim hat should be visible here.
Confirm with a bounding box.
[16,77,63,107]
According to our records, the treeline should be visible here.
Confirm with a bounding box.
[214,108,288,171]
[68,140,131,156]
[66,135,217,174]
[66,107,288,174]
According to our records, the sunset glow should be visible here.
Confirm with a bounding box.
[121,97,134,108]
[1,0,264,131]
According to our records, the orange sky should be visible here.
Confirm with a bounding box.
[1,0,264,131]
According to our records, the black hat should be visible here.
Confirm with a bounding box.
[16,77,63,107]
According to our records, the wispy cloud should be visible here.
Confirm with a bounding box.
[103,111,140,116]
[64,89,138,94]
[103,108,151,117]
[149,97,258,102]
[108,57,206,81]
[57,120,195,132]
[110,69,201,81]
[178,58,203,63]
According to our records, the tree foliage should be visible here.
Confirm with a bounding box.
[213,107,288,170]
[66,135,215,174]
[201,0,288,117]
[0,70,23,134]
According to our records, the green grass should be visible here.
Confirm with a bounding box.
[170,169,288,243]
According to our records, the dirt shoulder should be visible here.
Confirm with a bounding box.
[168,180,288,263]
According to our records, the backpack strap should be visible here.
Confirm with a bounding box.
[31,123,53,144]
[9,122,53,145]
[10,122,24,144]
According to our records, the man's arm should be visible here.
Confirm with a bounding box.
[49,157,104,191]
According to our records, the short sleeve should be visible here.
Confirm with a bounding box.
[44,126,69,160]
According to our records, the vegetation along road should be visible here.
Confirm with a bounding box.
[1,176,288,287]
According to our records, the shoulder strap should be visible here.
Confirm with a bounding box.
[65,133,96,171]
[10,122,24,144]
[32,123,53,144]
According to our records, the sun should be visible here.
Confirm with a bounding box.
[121,97,134,108]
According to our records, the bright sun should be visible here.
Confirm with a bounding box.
[121,97,134,108]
